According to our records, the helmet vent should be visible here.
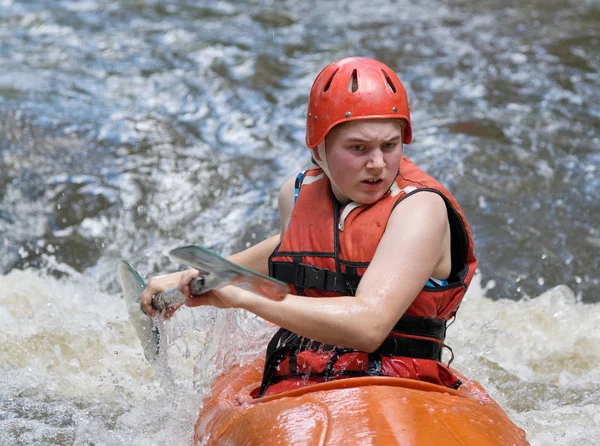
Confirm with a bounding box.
[348,69,359,93]
[323,69,339,92]
[382,70,397,93]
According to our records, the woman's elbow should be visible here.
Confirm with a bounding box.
[354,325,390,353]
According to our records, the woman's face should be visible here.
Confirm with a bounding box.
[323,119,404,205]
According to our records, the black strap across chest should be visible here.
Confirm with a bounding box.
[270,261,361,295]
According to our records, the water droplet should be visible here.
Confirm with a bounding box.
[18,247,29,259]
[478,196,487,209]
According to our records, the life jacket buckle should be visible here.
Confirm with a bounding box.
[296,263,328,289]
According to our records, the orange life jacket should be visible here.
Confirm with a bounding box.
[258,156,477,397]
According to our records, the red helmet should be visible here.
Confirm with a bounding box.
[305,57,412,149]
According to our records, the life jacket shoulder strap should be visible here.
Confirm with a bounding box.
[293,170,308,205]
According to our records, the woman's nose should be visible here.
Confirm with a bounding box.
[367,149,385,170]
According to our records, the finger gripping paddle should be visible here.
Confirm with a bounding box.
[149,275,207,312]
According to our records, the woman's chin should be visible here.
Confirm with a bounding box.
[347,192,383,206]
[334,185,386,205]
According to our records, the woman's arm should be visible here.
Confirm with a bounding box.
[200,190,451,351]
[228,234,281,276]
[277,174,296,237]
[215,172,297,273]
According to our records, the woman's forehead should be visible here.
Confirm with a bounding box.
[330,119,404,139]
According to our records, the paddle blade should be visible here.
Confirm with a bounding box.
[169,245,289,300]
[118,261,160,362]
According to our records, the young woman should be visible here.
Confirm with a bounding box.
[141,57,477,397]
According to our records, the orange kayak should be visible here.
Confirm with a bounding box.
[194,358,528,445]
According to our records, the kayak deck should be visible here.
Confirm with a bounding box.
[194,359,528,445]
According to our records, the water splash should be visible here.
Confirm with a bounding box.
[1,265,598,444]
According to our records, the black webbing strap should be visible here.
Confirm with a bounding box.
[259,329,313,397]
[393,314,447,341]
[377,335,443,361]
[270,262,360,295]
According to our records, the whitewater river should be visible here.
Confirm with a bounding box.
[1,0,598,444]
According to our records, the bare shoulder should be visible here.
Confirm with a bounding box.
[388,190,448,230]
[279,174,296,201]
[278,174,297,236]
[381,190,451,279]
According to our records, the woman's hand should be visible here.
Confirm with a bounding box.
[140,271,186,317]
[175,267,243,309]
[184,283,247,310]
[140,269,260,317]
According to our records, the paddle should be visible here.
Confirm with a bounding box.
[118,245,289,362]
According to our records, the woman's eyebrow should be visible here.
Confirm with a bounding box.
[343,135,402,143]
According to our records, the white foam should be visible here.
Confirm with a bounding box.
[0,268,202,445]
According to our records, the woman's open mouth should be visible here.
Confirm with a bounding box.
[362,178,383,188]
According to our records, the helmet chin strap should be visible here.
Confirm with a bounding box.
[314,142,331,177]
[314,142,350,203]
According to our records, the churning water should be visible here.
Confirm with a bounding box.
[1,0,598,444]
